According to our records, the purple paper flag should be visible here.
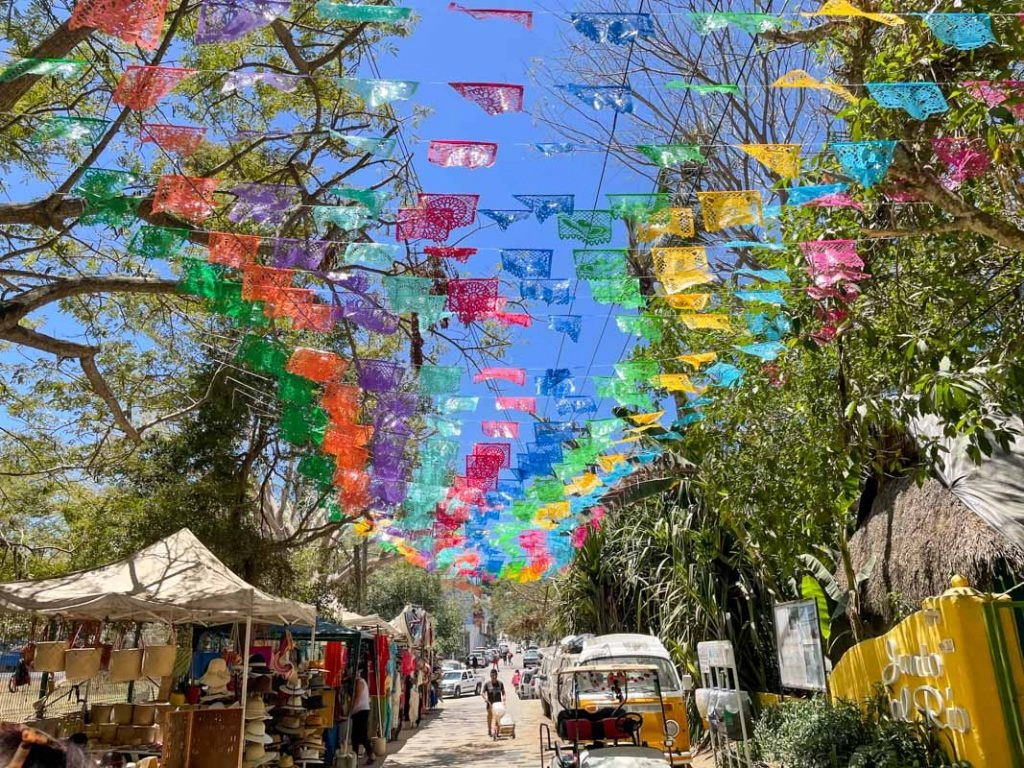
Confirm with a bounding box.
[196,0,289,44]
[228,183,299,225]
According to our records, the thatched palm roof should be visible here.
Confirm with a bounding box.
[844,475,1024,627]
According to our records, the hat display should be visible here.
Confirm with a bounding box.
[277,695,305,711]
[245,720,273,745]
[304,714,324,729]
[250,675,273,694]
[245,697,272,721]
[278,757,294,768]
[242,743,278,767]
[248,654,271,676]
[301,695,324,711]
[281,681,307,696]
[277,715,304,734]
[296,747,323,762]
[308,672,327,690]
[199,658,232,692]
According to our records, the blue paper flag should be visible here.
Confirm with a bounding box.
[549,314,582,342]
[865,83,948,120]
[479,209,533,230]
[514,194,575,222]
[831,141,896,188]
[501,248,553,279]
[570,12,655,45]
[918,13,995,51]
[786,183,847,206]
[735,341,787,361]
[559,84,634,113]
[534,143,576,156]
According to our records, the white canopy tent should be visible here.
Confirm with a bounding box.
[0,528,315,626]
[339,610,398,637]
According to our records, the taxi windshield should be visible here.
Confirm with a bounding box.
[566,667,663,701]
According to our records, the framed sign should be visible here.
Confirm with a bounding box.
[773,599,827,692]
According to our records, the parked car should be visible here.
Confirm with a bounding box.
[469,648,489,667]
[522,648,541,668]
[440,668,483,698]
[441,659,465,672]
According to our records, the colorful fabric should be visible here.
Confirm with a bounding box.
[588,278,643,308]
[228,183,299,225]
[616,314,662,342]
[519,280,572,305]
[481,421,519,438]
[473,367,526,386]
[332,133,398,157]
[606,193,670,223]
[129,225,187,259]
[446,278,499,322]
[635,143,706,167]
[342,243,399,266]
[331,187,390,216]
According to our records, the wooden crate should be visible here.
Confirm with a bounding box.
[163,707,242,768]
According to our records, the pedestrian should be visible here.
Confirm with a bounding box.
[351,668,375,765]
[0,723,91,767]
[471,654,479,671]
[511,669,521,689]
[481,669,506,738]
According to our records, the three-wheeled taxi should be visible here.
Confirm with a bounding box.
[538,664,685,768]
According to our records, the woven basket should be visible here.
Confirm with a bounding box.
[33,641,68,672]
[64,647,102,682]
[109,648,143,682]
[142,644,176,678]
[113,703,135,725]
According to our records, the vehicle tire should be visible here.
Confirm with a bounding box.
[542,699,551,718]
[455,687,461,698]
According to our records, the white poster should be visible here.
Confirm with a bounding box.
[773,600,827,692]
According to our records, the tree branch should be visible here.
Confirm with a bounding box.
[0,21,94,112]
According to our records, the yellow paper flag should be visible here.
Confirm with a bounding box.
[628,410,665,426]
[598,453,627,472]
[802,0,903,26]
[637,207,696,243]
[653,246,708,275]
[678,352,718,369]
[653,373,702,393]
[662,270,714,294]
[739,144,802,179]
[772,69,856,103]
[565,473,603,496]
[696,190,763,232]
[680,314,733,330]
[665,293,712,311]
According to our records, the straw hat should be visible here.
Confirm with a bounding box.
[308,672,327,690]
[199,658,231,691]
[276,695,305,711]
[281,681,307,696]
[304,714,324,729]
[276,715,305,734]
[242,743,278,767]
[248,654,271,677]
[278,757,294,768]
[245,697,272,721]
[296,747,323,762]
[245,720,273,745]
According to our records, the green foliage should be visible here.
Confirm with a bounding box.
[364,562,465,657]
[754,696,969,768]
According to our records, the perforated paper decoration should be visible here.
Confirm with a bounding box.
[635,143,706,167]
[449,82,524,115]
[152,175,219,224]
[932,138,991,185]
[573,249,627,279]
[207,234,257,270]
[830,141,895,188]
[736,341,786,361]
[651,373,700,393]
[679,313,732,330]
[786,183,847,206]
[735,268,790,283]
[222,71,303,93]
[537,368,575,397]
[616,314,663,342]
[196,0,289,43]
[316,1,412,23]
[447,3,532,29]
[227,183,299,226]
[335,297,401,335]
[241,264,294,301]
[589,278,642,308]
[801,240,870,286]
[519,280,572,305]
[804,192,865,212]
[735,289,787,305]
[665,80,741,97]
[292,303,334,333]
[534,143,575,156]
[272,239,328,271]
[557,210,613,245]
[446,278,499,323]
[428,140,498,169]
[424,246,478,262]
[480,210,532,230]
[473,367,526,386]
[696,191,762,231]
[963,81,1024,119]
[607,193,670,223]
[500,249,552,279]
[549,315,582,342]
[514,194,574,223]
[678,352,717,369]
[689,11,784,35]
[474,442,512,469]
[772,69,855,102]
[382,276,433,314]
[139,123,205,156]
[664,293,711,310]
[594,377,653,410]
[312,204,372,231]
[705,362,744,387]
[339,77,419,109]
[637,207,696,243]
[919,13,995,50]
[614,360,659,383]
[264,287,314,321]
[396,207,452,242]
[495,396,536,414]
[287,348,347,383]
[739,144,801,179]
[419,365,462,396]
[560,84,634,113]
[343,243,399,267]
[419,193,479,228]
[31,117,109,145]
[129,225,187,259]
[70,0,168,49]
[331,187,390,216]
[653,246,708,275]
[356,359,405,392]
[333,133,398,158]
[113,66,195,110]
[0,58,86,83]
[865,83,947,120]
[801,0,902,26]
[570,12,654,44]
[482,420,519,438]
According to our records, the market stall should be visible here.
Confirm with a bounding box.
[0,528,315,768]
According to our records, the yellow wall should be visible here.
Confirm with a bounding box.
[831,579,1024,766]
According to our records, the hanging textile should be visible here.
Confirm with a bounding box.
[615,360,658,383]
[384,276,437,314]
[112,65,195,110]
[830,141,896,188]
[419,193,479,227]
[196,0,289,43]
[536,369,575,397]
[548,315,582,342]
[241,264,294,302]
[570,12,654,45]
[473,367,526,386]
[557,210,614,245]
[228,183,300,225]
[573,248,627,279]
[152,175,219,224]
[139,123,205,155]
[31,117,109,145]
[428,140,498,169]
[739,144,802,179]
[696,191,762,231]
[208,232,260,268]
[480,210,533,230]
[865,83,948,120]
[316,2,412,22]
[424,246,478,262]
[513,194,574,223]
[501,249,553,279]
[801,0,904,26]
[653,246,708,275]
[919,13,995,50]
[637,207,695,243]
[473,442,512,468]
[446,278,500,323]
[357,360,406,392]
[343,243,399,267]
[339,78,419,109]
[449,82,525,114]
[559,84,634,113]
[0,58,86,83]
[772,69,855,102]
[222,71,304,94]
[593,377,653,410]
[689,11,785,35]
[70,0,168,49]
[335,297,402,335]
[447,2,533,28]
[482,421,519,438]
[320,383,362,423]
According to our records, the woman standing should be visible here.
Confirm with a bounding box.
[351,668,374,765]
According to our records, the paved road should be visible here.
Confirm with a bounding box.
[385,663,546,768]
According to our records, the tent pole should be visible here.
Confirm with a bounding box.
[237,592,253,768]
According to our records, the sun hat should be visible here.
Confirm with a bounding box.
[278,756,294,768]
[277,715,305,734]
[199,658,232,691]
[248,654,271,676]
[245,720,273,745]
[297,747,324,762]
[245,698,272,720]
[308,672,327,690]
[281,681,307,696]
[276,695,305,711]
[304,714,324,728]
[243,743,278,767]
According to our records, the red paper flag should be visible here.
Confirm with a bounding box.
[140,123,206,156]
[428,140,498,169]
[152,175,219,224]
[70,0,169,50]
[113,65,195,110]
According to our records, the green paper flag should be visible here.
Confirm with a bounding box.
[177,258,224,300]
[688,11,785,36]
[665,81,742,98]
[129,225,188,259]
[0,58,86,83]
[636,143,707,167]
[331,187,390,216]
[419,365,462,396]
[606,193,670,223]
[312,204,372,231]
[237,335,288,375]
[31,116,110,145]
[615,360,660,382]
[316,2,412,23]
[616,314,663,342]
[573,249,628,280]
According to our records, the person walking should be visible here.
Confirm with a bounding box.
[481,669,506,738]
[351,668,375,765]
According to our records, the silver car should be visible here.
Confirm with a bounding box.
[440,668,483,698]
